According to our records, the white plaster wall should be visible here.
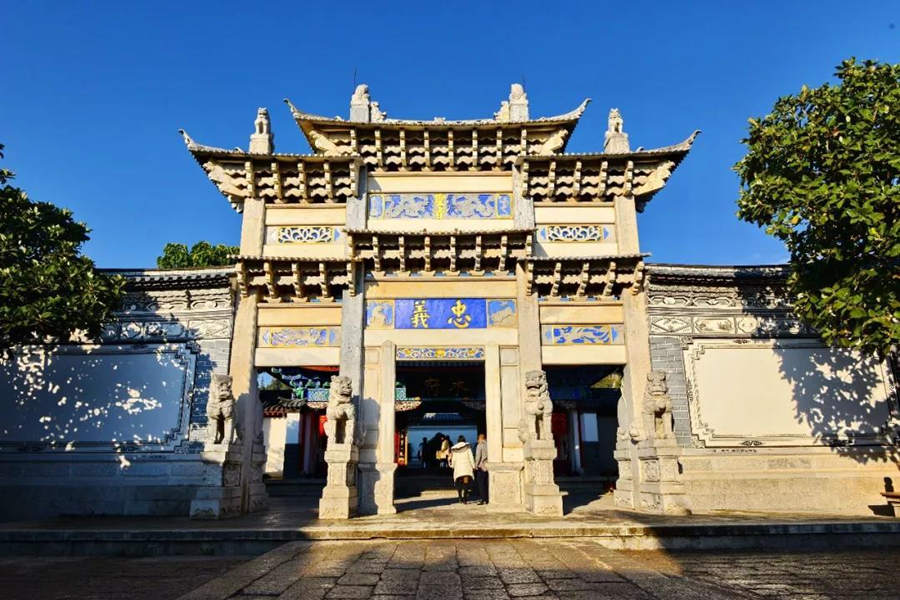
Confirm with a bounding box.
[263,417,287,477]
[685,341,894,446]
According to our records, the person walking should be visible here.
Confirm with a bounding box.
[418,437,428,470]
[448,435,475,504]
[438,435,451,470]
[474,433,488,505]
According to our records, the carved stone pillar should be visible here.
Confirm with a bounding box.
[636,370,689,514]
[190,374,244,519]
[519,370,563,516]
[374,340,397,515]
[319,375,359,519]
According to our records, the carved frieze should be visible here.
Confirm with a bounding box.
[649,314,814,338]
[536,225,614,243]
[395,346,485,361]
[274,226,339,244]
[368,193,512,220]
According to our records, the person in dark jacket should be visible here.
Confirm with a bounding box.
[474,433,488,505]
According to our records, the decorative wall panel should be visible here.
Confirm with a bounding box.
[396,346,486,361]
[258,327,341,347]
[274,226,340,244]
[0,344,197,449]
[368,193,512,219]
[683,339,897,447]
[540,324,624,345]
[537,225,614,243]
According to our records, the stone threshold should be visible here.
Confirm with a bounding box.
[2,519,900,555]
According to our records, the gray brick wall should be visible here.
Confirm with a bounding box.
[649,336,693,447]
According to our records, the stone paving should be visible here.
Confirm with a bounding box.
[176,539,900,600]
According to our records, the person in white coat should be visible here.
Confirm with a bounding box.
[448,435,475,504]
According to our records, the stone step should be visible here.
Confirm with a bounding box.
[264,480,325,497]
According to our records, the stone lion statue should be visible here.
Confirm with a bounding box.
[643,370,674,440]
[325,375,356,445]
[519,370,553,442]
[206,373,239,445]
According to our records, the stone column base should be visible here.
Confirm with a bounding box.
[522,440,563,517]
[636,442,690,515]
[190,446,243,520]
[357,462,396,515]
[613,445,637,509]
[486,462,523,512]
[374,462,397,515]
[247,439,269,513]
[318,444,359,519]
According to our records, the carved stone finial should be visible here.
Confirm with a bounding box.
[509,83,529,121]
[349,83,387,122]
[604,108,630,153]
[249,107,274,154]
[206,374,240,445]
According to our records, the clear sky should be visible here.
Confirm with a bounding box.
[2,1,897,268]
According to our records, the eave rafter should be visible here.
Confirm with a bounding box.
[233,256,356,303]
[179,130,360,211]
[523,254,648,299]
[346,228,532,278]
[519,131,699,209]
[284,98,590,172]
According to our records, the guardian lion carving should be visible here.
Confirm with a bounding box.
[519,370,553,442]
[325,375,356,445]
[643,370,674,440]
[206,374,239,445]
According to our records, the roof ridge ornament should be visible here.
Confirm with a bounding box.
[249,107,274,154]
[349,83,387,123]
[604,108,630,153]
[495,83,529,122]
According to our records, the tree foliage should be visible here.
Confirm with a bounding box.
[156,241,238,269]
[734,59,899,358]
[0,144,124,349]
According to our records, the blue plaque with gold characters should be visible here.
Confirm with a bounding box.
[394,298,487,329]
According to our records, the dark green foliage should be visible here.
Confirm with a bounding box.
[156,241,238,269]
[0,144,124,349]
[735,59,899,357]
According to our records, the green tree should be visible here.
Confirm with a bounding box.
[734,59,899,358]
[156,241,238,269]
[0,144,124,349]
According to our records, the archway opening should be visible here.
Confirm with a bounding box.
[393,361,486,511]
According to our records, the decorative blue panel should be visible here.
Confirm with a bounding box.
[541,324,624,345]
[396,346,486,361]
[259,327,341,347]
[486,299,517,327]
[365,301,394,328]
[368,193,512,220]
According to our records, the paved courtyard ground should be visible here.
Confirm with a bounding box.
[3,539,900,599]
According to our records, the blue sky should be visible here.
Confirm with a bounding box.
[2,1,897,268]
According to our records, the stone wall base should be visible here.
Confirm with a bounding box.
[0,483,205,522]
[681,451,897,516]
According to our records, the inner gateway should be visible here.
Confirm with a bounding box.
[196,83,696,518]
